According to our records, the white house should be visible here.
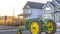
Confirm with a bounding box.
[43,0,60,22]
[22,0,60,22]
[23,1,44,19]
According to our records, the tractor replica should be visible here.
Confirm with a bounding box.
[17,14,57,34]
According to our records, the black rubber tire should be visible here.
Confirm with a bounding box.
[17,30,22,34]
[46,19,57,34]
[29,20,42,34]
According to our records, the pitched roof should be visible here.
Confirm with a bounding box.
[53,11,60,14]
[23,1,44,9]
[55,0,60,4]
[49,2,56,6]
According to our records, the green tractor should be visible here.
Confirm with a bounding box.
[17,14,57,34]
[17,18,56,34]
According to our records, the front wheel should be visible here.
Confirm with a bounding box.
[30,20,42,34]
[45,19,56,34]
[17,30,22,34]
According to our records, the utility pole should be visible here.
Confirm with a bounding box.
[13,6,15,26]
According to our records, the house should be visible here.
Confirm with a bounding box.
[23,1,44,19]
[43,0,60,22]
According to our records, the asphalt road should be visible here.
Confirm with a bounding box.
[0,30,60,34]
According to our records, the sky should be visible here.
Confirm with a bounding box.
[0,0,52,16]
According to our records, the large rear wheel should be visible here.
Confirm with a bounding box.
[46,19,56,34]
[30,20,42,34]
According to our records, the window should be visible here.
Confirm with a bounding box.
[58,7,60,10]
[46,7,51,10]
[59,8,60,9]
[44,14,53,19]
[45,7,51,13]
[55,14,60,22]
[24,8,31,14]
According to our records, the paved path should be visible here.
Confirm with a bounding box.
[0,29,60,34]
[0,30,17,34]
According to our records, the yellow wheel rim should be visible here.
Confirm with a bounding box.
[46,22,53,33]
[30,22,39,34]
[17,31,20,34]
